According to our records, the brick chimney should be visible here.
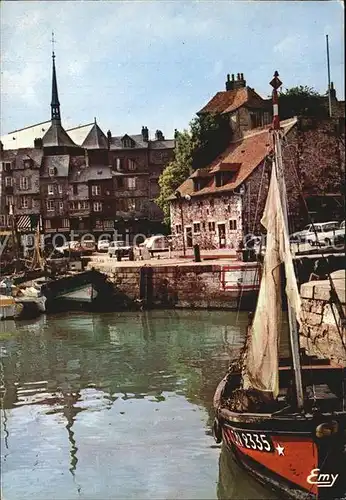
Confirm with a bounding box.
[107,130,112,150]
[155,130,164,141]
[34,137,43,149]
[330,81,336,100]
[141,126,149,142]
[225,72,246,91]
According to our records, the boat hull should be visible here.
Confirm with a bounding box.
[214,367,346,500]
[216,408,346,500]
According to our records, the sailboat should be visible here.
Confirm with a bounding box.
[213,72,346,500]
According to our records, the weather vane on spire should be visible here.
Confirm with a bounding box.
[51,31,56,58]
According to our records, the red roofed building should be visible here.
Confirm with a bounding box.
[198,73,272,139]
[170,115,345,252]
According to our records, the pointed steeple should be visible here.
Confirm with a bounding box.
[42,33,77,149]
[51,32,61,122]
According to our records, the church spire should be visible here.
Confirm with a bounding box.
[51,32,61,122]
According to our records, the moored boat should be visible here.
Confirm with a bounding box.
[213,72,346,500]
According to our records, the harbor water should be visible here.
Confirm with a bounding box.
[0,310,278,499]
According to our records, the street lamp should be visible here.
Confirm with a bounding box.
[175,191,190,257]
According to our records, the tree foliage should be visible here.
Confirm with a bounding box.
[156,130,193,225]
[278,85,328,120]
[156,113,232,225]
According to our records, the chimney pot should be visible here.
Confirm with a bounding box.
[142,126,149,141]
[241,73,244,80]
[227,74,230,81]
[231,74,235,81]
[237,73,240,80]
[34,138,43,149]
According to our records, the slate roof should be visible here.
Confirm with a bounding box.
[42,155,70,177]
[198,87,267,115]
[14,148,44,169]
[110,134,149,150]
[42,123,78,148]
[171,117,297,199]
[149,139,175,149]
[70,165,112,183]
[81,122,108,149]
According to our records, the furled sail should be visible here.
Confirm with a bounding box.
[242,160,302,397]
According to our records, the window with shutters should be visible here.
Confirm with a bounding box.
[2,162,12,172]
[20,177,29,190]
[91,185,101,196]
[175,224,182,234]
[62,219,69,228]
[49,167,56,176]
[47,200,54,211]
[59,201,64,211]
[208,221,216,232]
[115,158,123,171]
[48,184,55,195]
[58,185,63,194]
[127,177,136,190]
[20,196,29,209]
[128,198,136,211]
[193,222,201,234]
[128,159,136,171]
[6,195,13,207]
[229,219,237,231]
[93,202,102,212]
[5,177,13,187]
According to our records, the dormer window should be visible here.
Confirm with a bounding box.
[121,135,135,148]
[49,166,56,177]
[193,178,208,192]
[215,171,236,187]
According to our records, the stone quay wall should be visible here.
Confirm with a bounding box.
[100,263,257,310]
[300,270,346,365]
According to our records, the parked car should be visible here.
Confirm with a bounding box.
[97,238,111,252]
[323,220,345,247]
[80,237,96,253]
[108,240,132,258]
[290,221,339,245]
[55,240,81,254]
[139,235,171,254]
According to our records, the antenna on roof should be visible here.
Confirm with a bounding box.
[326,34,332,118]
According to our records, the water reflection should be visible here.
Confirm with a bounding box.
[217,446,278,499]
[0,310,274,500]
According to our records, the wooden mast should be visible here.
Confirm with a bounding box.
[270,71,304,409]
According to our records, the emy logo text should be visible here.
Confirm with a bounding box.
[307,468,339,488]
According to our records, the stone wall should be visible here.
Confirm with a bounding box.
[102,263,256,310]
[299,270,346,366]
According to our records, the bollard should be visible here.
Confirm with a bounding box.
[193,244,201,262]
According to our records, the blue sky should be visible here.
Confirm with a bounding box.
[1,1,344,139]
